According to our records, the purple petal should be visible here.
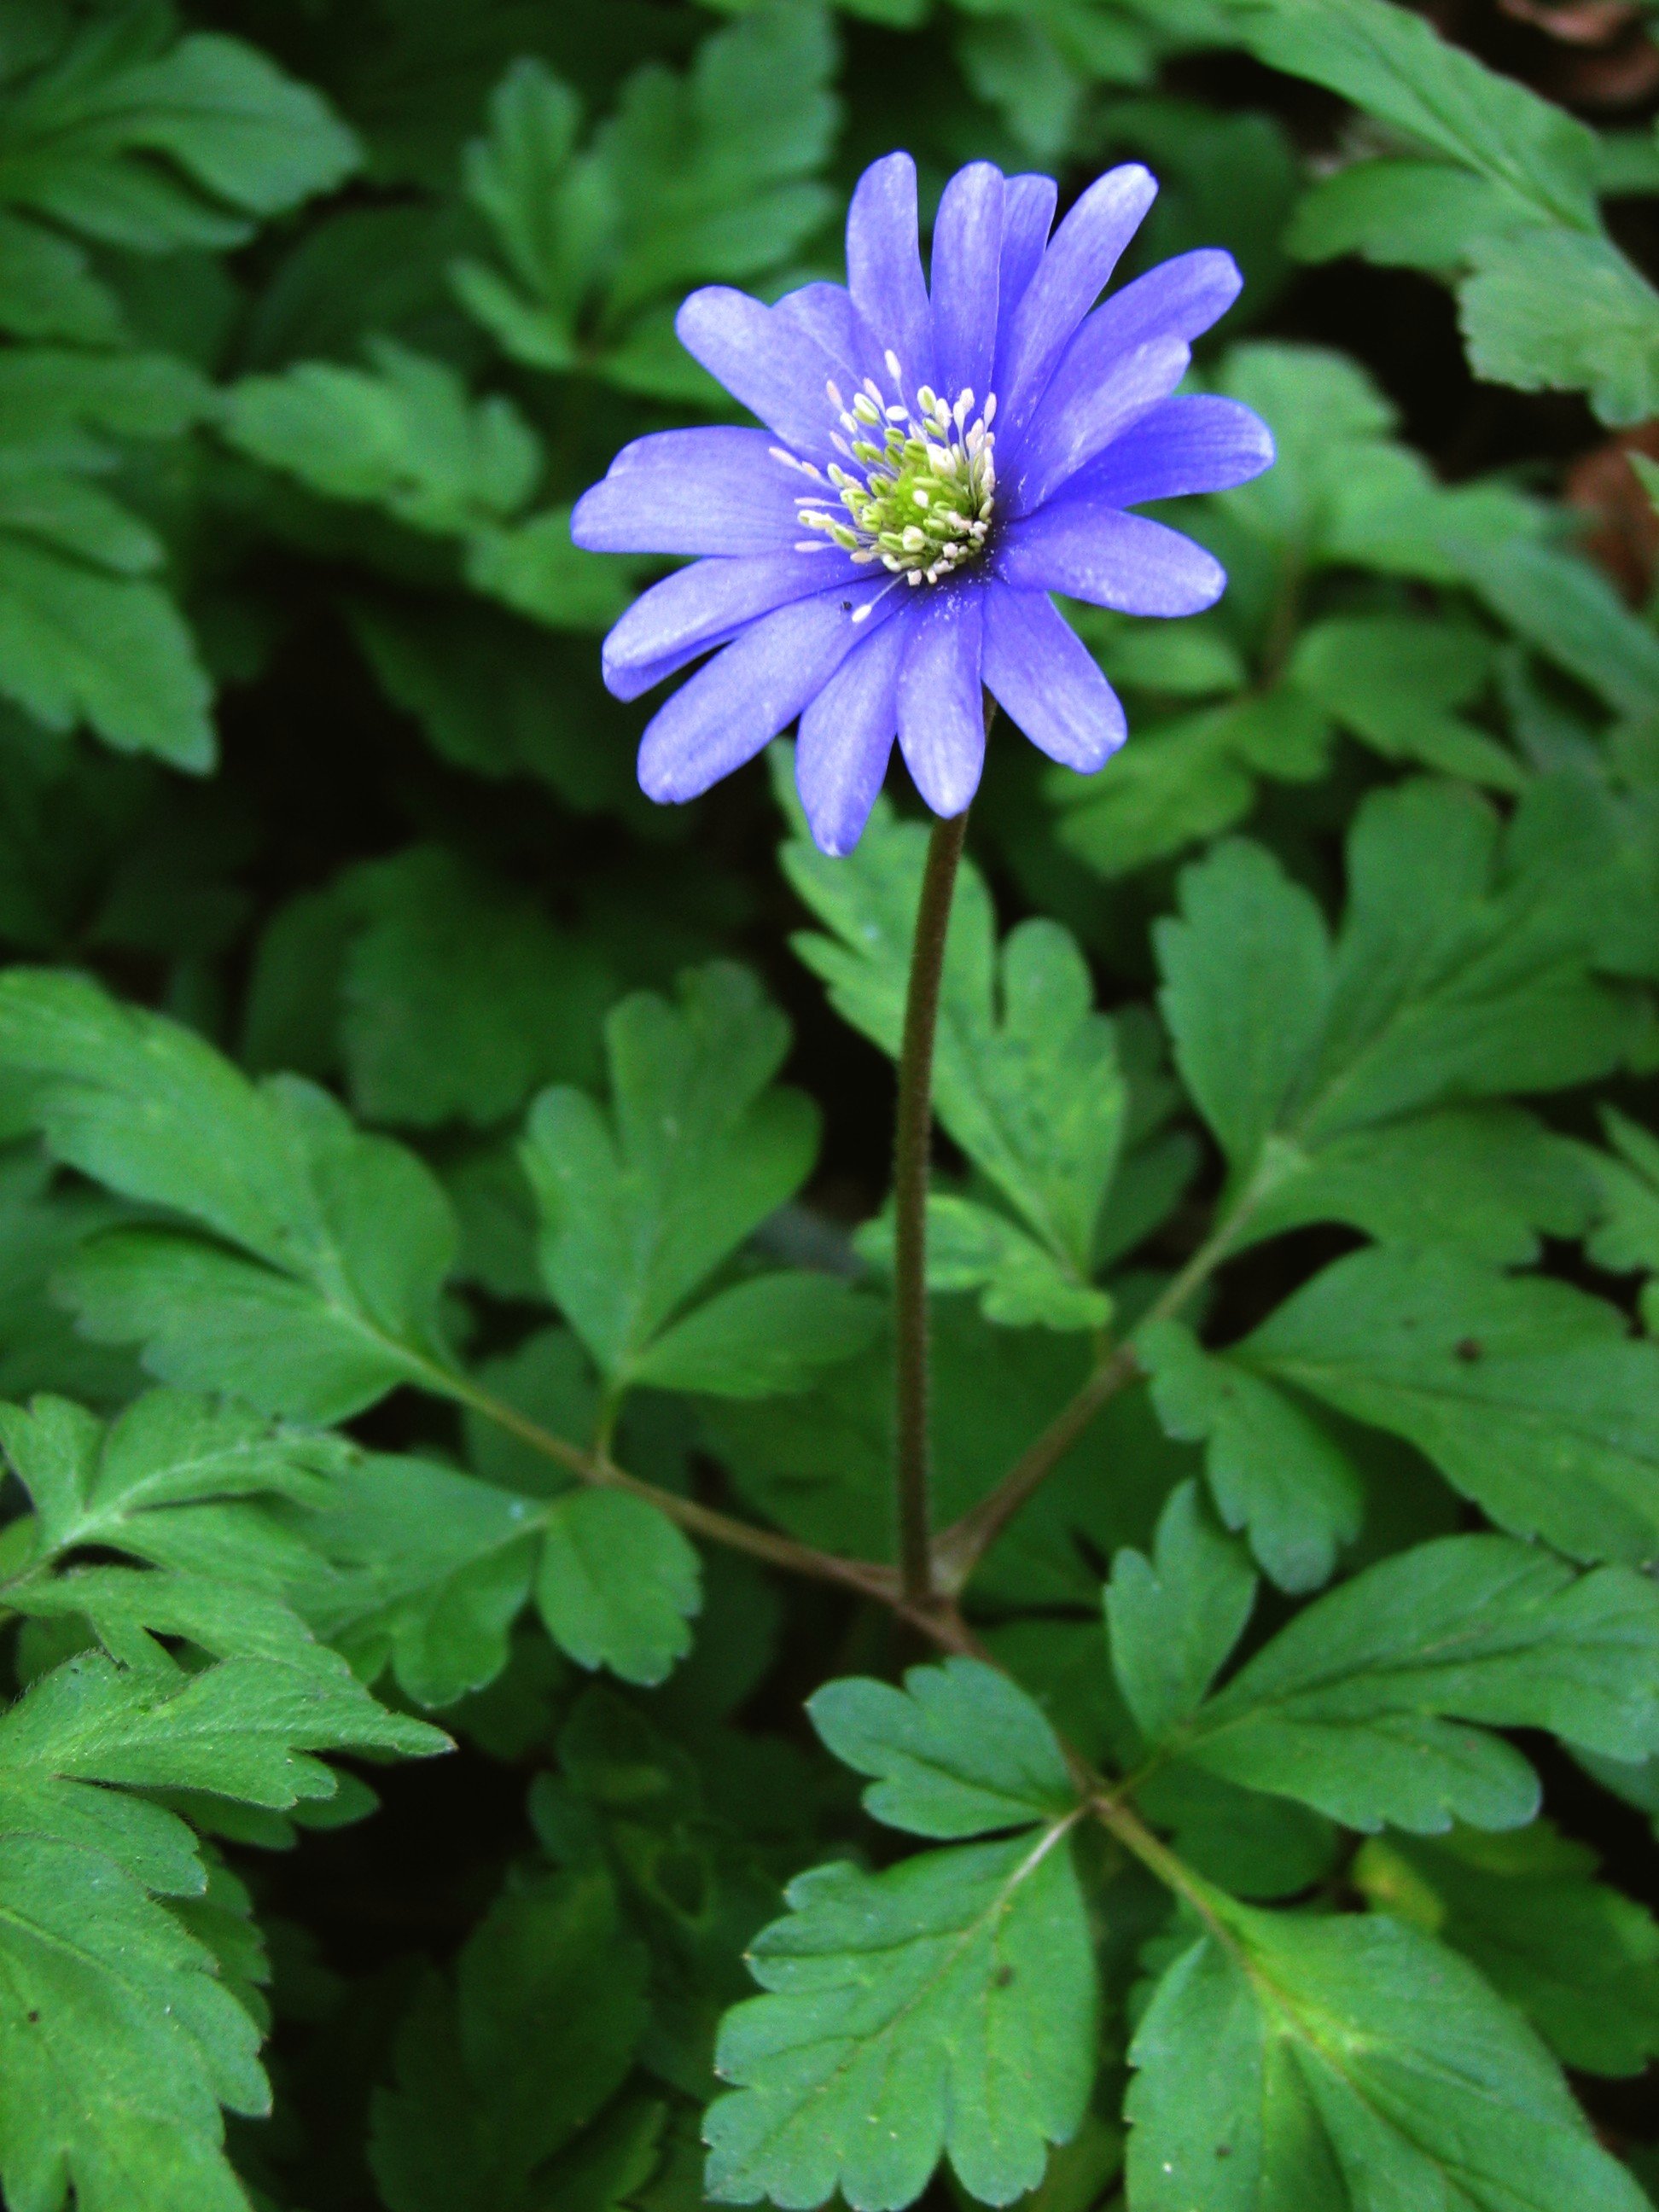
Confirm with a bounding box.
[1074,248,1242,364]
[797,602,915,855]
[983,586,1126,771]
[897,585,986,816]
[1068,394,1275,508]
[999,249,1240,491]
[846,153,935,400]
[771,280,874,398]
[602,551,851,702]
[1004,335,1190,518]
[998,502,1225,616]
[676,287,842,457]
[638,585,894,805]
[993,175,1058,360]
[572,428,805,556]
[996,165,1157,439]
[930,162,1004,404]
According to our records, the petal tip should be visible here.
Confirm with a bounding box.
[568,485,603,549]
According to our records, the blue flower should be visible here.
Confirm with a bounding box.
[572,153,1273,856]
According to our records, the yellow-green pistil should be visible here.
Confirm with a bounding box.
[783,356,998,604]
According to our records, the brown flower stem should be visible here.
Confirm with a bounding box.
[892,770,978,1604]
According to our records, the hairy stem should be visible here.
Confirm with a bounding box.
[893,793,974,1604]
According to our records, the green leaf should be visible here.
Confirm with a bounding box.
[452,11,838,395]
[222,341,541,536]
[0,1828,265,2212]
[1051,690,1334,881]
[370,1867,649,2212]
[0,969,461,1422]
[463,504,651,634]
[0,1393,447,1788]
[807,1657,1079,1840]
[1288,156,1534,275]
[0,1641,443,1813]
[0,210,124,341]
[1105,1481,1254,1740]
[535,1488,701,1687]
[1230,0,1598,230]
[294,1452,541,1708]
[1355,1824,1659,2077]
[1171,1534,1659,1831]
[521,963,818,1383]
[1449,533,1659,720]
[1156,782,1639,1231]
[1135,1324,1365,1593]
[1154,837,1329,1184]
[1201,343,1542,594]
[630,1272,879,1399]
[1126,1905,1649,2211]
[1582,1107,1659,1330]
[0,12,359,253]
[1237,1245,1659,1563]
[1459,229,1659,428]
[1236,1104,1598,1267]
[0,1389,329,1556]
[0,507,214,768]
[705,1829,1095,2212]
[0,1145,139,1405]
[449,59,595,373]
[335,844,615,1128]
[783,772,1126,1302]
[856,1193,1113,1331]
[1288,615,1523,791]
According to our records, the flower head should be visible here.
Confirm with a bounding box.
[572,153,1273,855]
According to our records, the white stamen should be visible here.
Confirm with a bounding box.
[983,392,998,426]
[803,373,996,589]
[826,380,844,410]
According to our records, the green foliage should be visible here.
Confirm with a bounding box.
[1126,1906,1650,2210]
[0,968,461,1421]
[1153,1532,1659,1831]
[451,8,838,398]
[369,1866,651,2212]
[707,1662,1093,2212]
[523,961,872,1394]
[1238,0,1659,424]
[0,3,359,770]
[1,4,1656,2209]
[1355,1823,1659,2077]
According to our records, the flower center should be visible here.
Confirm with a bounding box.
[785,354,997,603]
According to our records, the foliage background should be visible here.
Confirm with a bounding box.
[4,0,1659,2207]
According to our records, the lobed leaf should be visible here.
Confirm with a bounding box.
[1126,1906,1649,2210]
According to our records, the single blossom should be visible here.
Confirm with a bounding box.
[572,152,1273,855]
